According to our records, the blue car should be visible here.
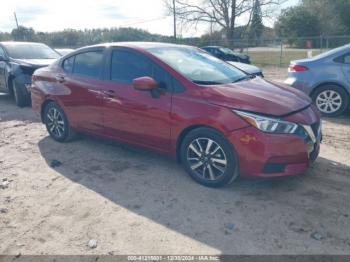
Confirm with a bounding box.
[202,46,251,64]
[285,44,350,117]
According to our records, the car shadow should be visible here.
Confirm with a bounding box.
[37,134,350,254]
[322,108,350,124]
[0,93,40,123]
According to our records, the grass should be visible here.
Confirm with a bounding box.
[246,48,324,67]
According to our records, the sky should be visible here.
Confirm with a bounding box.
[0,0,300,37]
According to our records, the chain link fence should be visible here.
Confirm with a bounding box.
[180,35,350,68]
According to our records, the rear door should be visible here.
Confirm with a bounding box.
[341,53,350,84]
[99,48,173,152]
[56,49,106,133]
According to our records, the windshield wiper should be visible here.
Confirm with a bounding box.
[193,80,223,85]
[232,74,256,83]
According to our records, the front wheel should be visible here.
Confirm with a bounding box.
[13,81,30,107]
[43,102,76,142]
[312,85,349,117]
[180,127,239,188]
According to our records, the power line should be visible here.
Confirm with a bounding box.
[119,16,167,27]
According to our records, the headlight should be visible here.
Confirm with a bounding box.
[233,110,298,134]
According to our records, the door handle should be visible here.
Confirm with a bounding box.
[102,90,116,98]
[55,74,65,83]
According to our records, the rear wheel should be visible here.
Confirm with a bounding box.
[43,102,76,142]
[180,127,239,188]
[312,85,349,117]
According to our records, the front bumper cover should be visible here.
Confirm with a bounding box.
[228,121,321,178]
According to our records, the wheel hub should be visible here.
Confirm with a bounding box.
[47,108,65,138]
[187,138,227,181]
[316,90,342,114]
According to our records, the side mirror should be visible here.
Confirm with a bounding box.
[133,76,157,91]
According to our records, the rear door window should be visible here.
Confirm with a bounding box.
[344,54,350,64]
[334,53,350,64]
[73,51,104,78]
[63,56,75,73]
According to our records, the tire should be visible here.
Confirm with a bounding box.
[43,102,77,142]
[13,81,30,107]
[312,85,349,117]
[180,127,239,188]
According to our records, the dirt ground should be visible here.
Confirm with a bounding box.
[1,80,350,255]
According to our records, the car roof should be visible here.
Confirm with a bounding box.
[0,41,48,46]
[202,46,222,49]
[82,42,193,51]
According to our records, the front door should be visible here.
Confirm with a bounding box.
[100,48,173,153]
[0,46,7,92]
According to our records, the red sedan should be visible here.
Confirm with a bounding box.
[31,42,322,187]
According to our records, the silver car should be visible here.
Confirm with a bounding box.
[285,44,350,117]
[228,61,264,78]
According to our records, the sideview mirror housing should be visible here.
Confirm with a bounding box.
[133,76,157,91]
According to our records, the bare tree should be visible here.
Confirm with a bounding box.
[165,0,285,42]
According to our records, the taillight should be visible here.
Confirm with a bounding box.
[289,64,308,72]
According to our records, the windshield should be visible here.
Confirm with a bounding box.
[219,47,237,55]
[4,43,60,59]
[148,46,247,85]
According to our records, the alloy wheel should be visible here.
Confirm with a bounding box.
[186,138,227,181]
[46,108,65,138]
[316,90,342,114]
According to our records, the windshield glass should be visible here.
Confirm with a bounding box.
[148,46,246,85]
[4,43,60,59]
[219,47,236,55]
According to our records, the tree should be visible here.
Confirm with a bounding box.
[165,0,284,43]
[275,6,320,38]
[302,0,350,35]
[276,0,350,39]
[11,26,36,41]
[248,0,264,41]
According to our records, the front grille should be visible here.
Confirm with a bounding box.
[262,163,286,174]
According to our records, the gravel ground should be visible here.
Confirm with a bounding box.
[0,91,350,255]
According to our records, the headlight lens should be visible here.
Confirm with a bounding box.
[233,110,298,134]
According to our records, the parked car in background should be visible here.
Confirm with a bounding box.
[227,61,264,77]
[285,44,350,117]
[201,47,263,77]
[202,46,251,64]
[0,42,60,107]
[32,42,321,188]
[55,48,75,56]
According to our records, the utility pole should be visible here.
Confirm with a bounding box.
[14,12,19,29]
[172,0,177,42]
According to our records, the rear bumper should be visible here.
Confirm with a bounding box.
[30,86,46,121]
[227,126,321,178]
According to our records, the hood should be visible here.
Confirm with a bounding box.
[228,62,261,74]
[12,58,56,68]
[201,78,312,117]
